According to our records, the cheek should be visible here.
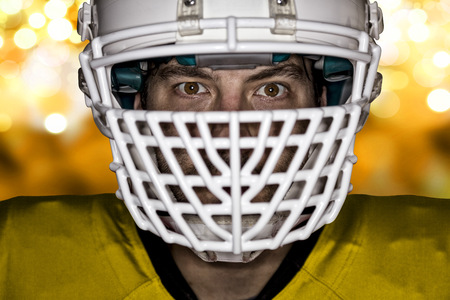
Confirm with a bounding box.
[252,95,315,111]
[146,91,213,112]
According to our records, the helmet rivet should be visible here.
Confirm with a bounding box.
[184,0,196,6]
[276,0,288,6]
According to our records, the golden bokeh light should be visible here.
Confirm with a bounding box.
[36,38,71,67]
[408,23,430,43]
[21,61,62,97]
[413,58,446,87]
[29,13,47,29]
[69,29,82,44]
[408,8,428,24]
[433,51,450,68]
[370,90,401,118]
[47,18,73,41]
[44,0,68,19]
[377,0,402,11]
[0,60,20,79]
[0,35,3,48]
[0,113,13,132]
[427,89,450,113]
[44,113,68,134]
[382,70,410,91]
[14,28,37,49]
[0,0,23,15]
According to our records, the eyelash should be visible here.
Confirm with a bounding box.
[175,81,289,100]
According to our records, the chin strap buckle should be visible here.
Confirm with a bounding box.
[177,0,204,36]
[77,2,98,42]
[368,1,384,40]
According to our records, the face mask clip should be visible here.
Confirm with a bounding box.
[177,0,204,36]
[269,0,297,35]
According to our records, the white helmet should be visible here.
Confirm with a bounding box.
[78,0,383,263]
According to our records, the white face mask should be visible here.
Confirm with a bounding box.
[160,213,312,263]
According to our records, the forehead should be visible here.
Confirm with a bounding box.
[152,54,312,80]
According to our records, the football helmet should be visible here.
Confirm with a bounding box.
[78,0,383,262]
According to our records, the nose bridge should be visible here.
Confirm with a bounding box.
[215,76,250,112]
[211,77,253,138]
[217,91,246,111]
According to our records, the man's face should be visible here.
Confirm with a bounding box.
[137,55,325,204]
[142,55,320,112]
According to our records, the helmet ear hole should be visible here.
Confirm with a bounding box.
[326,79,353,106]
[314,57,354,106]
[111,61,146,108]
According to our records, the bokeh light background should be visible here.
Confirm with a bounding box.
[0,0,449,200]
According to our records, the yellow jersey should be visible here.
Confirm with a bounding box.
[0,194,449,299]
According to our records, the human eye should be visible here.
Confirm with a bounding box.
[255,83,287,98]
[176,82,208,96]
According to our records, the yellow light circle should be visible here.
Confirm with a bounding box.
[379,42,399,66]
[61,0,75,6]
[408,9,428,24]
[377,0,402,11]
[0,60,20,79]
[379,42,410,66]
[427,89,450,113]
[22,0,33,9]
[413,59,445,87]
[383,70,409,91]
[0,0,22,15]
[0,113,13,132]
[371,89,401,118]
[0,36,3,48]
[381,25,402,43]
[391,71,409,90]
[44,0,68,19]
[408,24,430,43]
[21,63,62,98]
[48,18,73,41]
[29,13,46,29]
[69,29,82,44]
[433,51,450,68]
[44,113,67,134]
[14,28,37,49]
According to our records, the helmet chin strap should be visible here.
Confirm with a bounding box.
[160,213,312,263]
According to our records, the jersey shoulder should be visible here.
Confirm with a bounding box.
[276,194,450,299]
[0,194,173,299]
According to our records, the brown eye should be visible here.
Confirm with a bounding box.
[264,83,279,97]
[184,82,199,94]
[177,82,207,96]
[256,83,286,98]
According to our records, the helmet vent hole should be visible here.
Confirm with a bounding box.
[291,119,311,135]
[136,121,151,135]
[118,118,130,133]
[127,144,146,171]
[312,176,327,196]
[317,117,333,133]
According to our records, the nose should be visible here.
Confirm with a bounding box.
[215,91,250,112]
[211,91,255,138]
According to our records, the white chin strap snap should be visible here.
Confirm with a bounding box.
[161,213,311,263]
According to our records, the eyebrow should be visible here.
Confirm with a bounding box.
[153,65,213,82]
[244,64,308,84]
[152,62,308,84]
